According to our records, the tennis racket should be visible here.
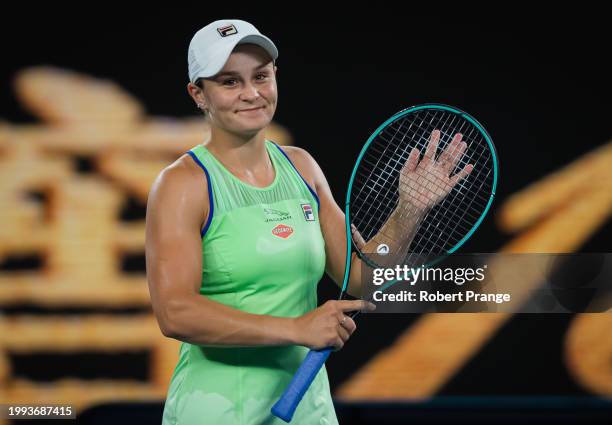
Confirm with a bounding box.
[271,103,498,422]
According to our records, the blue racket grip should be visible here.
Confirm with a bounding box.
[271,347,332,422]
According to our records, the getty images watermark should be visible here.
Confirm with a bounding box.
[358,253,612,313]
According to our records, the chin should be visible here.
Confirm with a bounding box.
[232,115,273,134]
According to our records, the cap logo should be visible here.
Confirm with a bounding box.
[217,24,238,37]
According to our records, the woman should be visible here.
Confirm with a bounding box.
[146,19,470,425]
[147,19,368,424]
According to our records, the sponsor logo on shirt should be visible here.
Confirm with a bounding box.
[217,24,238,37]
[272,224,293,239]
[264,207,292,223]
[301,203,315,221]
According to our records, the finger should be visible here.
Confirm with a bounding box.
[351,224,367,248]
[337,323,350,343]
[423,129,440,161]
[340,316,357,335]
[332,337,344,351]
[438,133,463,173]
[449,141,468,171]
[450,164,474,186]
[338,300,376,313]
[403,147,420,174]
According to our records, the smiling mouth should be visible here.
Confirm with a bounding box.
[238,106,265,112]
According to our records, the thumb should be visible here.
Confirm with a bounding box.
[351,224,367,249]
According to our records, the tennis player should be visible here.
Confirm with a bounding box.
[146,19,468,425]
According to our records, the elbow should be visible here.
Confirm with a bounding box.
[156,299,191,339]
[159,318,181,339]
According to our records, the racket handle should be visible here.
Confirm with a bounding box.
[271,347,332,422]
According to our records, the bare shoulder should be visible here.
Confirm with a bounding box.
[146,153,209,228]
[277,145,323,189]
[151,153,206,195]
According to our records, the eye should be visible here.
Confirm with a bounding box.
[255,73,268,81]
[222,78,238,86]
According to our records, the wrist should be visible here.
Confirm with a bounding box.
[394,202,429,220]
[286,317,302,346]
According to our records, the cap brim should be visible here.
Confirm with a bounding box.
[195,34,278,81]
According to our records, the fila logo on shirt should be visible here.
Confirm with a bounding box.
[301,203,315,221]
[217,24,238,37]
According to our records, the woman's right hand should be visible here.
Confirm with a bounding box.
[292,300,375,351]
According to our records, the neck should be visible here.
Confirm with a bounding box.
[204,125,270,172]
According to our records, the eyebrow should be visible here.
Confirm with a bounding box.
[214,64,271,78]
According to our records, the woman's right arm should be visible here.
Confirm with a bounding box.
[145,160,368,350]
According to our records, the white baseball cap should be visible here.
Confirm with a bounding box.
[188,19,279,83]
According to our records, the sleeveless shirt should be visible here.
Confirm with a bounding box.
[161,140,339,425]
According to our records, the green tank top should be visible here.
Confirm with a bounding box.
[162,140,339,425]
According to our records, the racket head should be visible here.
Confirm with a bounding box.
[341,103,498,295]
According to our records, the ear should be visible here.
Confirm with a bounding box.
[187,81,207,110]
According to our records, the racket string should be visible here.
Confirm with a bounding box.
[405,120,492,257]
[353,110,440,238]
[352,113,424,231]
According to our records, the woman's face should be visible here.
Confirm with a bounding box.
[196,44,277,136]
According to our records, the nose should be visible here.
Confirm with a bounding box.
[239,81,260,102]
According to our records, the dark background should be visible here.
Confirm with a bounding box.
[2,6,610,413]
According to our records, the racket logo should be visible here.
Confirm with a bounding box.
[301,203,315,221]
[217,24,238,37]
[272,224,293,239]
[376,244,390,255]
